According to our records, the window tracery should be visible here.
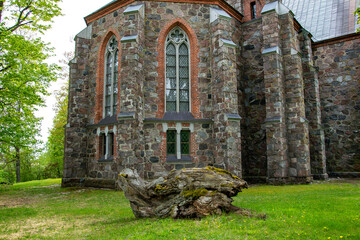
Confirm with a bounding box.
[165,27,190,112]
[104,36,119,117]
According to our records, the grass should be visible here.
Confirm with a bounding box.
[0,179,359,239]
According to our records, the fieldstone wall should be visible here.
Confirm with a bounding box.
[240,19,267,182]
[210,15,242,177]
[260,1,312,184]
[261,8,289,183]
[314,37,360,176]
[279,12,311,182]
[64,1,244,186]
[117,5,146,177]
[64,0,360,188]
[299,30,328,180]
[62,34,91,187]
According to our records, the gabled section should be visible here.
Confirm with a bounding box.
[84,0,243,24]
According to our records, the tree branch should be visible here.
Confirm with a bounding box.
[6,1,34,33]
[1,159,16,169]
[0,65,11,72]
[0,1,4,23]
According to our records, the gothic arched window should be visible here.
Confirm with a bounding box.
[104,36,119,117]
[165,27,190,112]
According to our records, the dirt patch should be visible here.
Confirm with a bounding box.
[0,217,99,239]
[0,218,72,239]
[0,197,36,208]
[326,178,360,184]
[32,184,61,188]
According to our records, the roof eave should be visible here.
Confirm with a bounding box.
[84,0,243,25]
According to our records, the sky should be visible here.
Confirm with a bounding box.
[36,0,112,144]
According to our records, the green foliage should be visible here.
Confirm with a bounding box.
[356,7,360,32]
[0,0,62,34]
[40,51,71,179]
[0,168,13,184]
[0,0,62,182]
[45,83,68,178]
[0,180,359,239]
[0,147,44,183]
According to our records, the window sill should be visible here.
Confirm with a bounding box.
[98,156,114,163]
[166,155,191,163]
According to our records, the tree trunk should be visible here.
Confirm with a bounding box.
[0,1,4,23]
[116,167,267,219]
[15,146,20,183]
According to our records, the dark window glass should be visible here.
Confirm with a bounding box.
[166,43,177,111]
[251,2,257,19]
[102,134,107,158]
[109,133,114,156]
[180,130,190,155]
[167,130,176,155]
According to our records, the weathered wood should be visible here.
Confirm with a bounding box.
[117,166,263,219]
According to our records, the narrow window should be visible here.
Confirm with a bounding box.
[108,132,114,157]
[165,27,190,112]
[251,2,257,19]
[166,129,190,159]
[99,132,114,160]
[101,133,106,158]
[104,37,119,117]
[180,130,190,155]
[167,130,176,155]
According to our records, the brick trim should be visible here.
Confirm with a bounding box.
[84,0,243,25]
[95,29,121,123]
[293,18,302,33]
[96,126,117,161]
[242,0,265,22]
[96,135,101,160]
[156,18,200,119]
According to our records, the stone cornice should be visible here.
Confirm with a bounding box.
[84,0,243,24]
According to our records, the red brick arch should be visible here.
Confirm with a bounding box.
[95,29,121,123]
[156,18,200,119]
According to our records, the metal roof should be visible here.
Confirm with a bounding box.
[283,0,358,41]
[85,0,358,41]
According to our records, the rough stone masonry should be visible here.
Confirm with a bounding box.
[62,0,360,188]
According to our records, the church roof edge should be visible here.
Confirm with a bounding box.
[84,0,243,25]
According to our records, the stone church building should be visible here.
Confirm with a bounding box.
[62,0,360,188]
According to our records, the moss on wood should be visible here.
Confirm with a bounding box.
[181,188,209,199]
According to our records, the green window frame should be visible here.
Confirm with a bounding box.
[180,130,190,155]
[167,130,176,155]
[166,130,190,157]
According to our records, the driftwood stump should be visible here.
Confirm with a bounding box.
[117,166,263,219]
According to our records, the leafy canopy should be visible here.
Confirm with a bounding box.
[0,0,62,154]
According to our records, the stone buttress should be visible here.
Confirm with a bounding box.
[261,0,312,184]
[117,5,146,176]
[210,8,242,177]
[62,27,92,187]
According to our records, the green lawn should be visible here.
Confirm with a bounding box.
[0,179,359,239]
